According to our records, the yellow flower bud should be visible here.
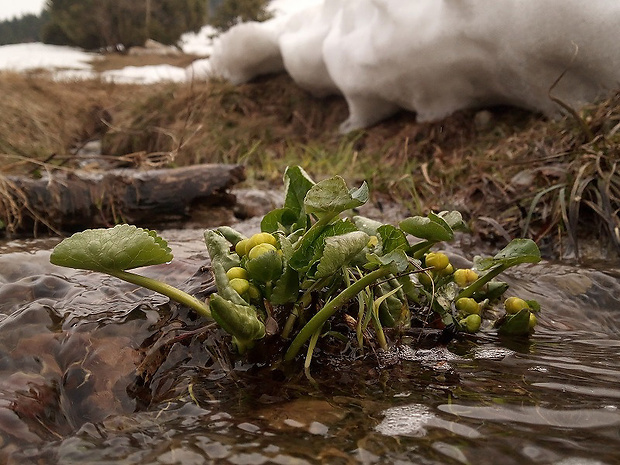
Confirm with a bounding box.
[455,297,480,315]
[247,232,277,251]
[248,243,277,260]
[229,278,250,296]
[504,296,529,314]
[425,252,450,271]
[226,266,248,280]
[453,269,478,287]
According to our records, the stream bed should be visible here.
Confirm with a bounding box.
[0,229,619,464]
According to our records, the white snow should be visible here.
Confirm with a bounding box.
[208,0,620,132]
[177,25,219,56]
[0,43,96,72]
[268,0,324,16]
[3,0,620,132]
[0,1,307,84]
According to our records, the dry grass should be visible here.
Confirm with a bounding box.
[91,53,202,73]
[0,71,618,260]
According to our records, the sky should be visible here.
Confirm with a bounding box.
[0,0,45,21]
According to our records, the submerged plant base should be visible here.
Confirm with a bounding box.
[50,166,542,379]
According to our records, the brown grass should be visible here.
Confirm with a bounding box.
[0,71,618,260]
[91,53,203,73]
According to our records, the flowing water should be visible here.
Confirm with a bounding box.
[0,230,619,464]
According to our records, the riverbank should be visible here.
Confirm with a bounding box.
[0,70,618,261]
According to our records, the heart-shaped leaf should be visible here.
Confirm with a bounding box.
[261,207,300,233]
[282,165,315,214]
[377,224,409,254]
[289,219,358,272]
[314,231,370,278]
[304,176,368,217]
[50,224,172,272]
[475,239,541,271]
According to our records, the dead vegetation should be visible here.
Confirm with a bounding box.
[0,70,618,261]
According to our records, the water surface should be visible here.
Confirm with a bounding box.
[1,231,618,464]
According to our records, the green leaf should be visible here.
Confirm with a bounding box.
[50,224,173,272]
[270,266,300,305]
[289,219,358,272]
[215,226,246,246]
[209,293,266,342]
[374,283,404,328]
[498,309,531,336]
[377,224,409,254]
[261,207,300,233]
[304,176,369,217]
[399,214,454,242]
[282,165,315,214]
[366,249,409,273]
[472,281,509,302]
[245,249,284,283]
[352,216,384,236]
[526,299,541,313]
[204,229,241,272]
[475,239,541,271]
[437,210,468,232]
[314,231,370,278]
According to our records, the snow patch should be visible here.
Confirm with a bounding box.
[0,43,95,72]
[209,0,620,132]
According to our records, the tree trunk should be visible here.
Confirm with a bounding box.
[1,164,245,234]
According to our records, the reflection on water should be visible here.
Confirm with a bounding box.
[0,231,619,464]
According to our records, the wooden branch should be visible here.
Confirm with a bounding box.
[3,164,245,233]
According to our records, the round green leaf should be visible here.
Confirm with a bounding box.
[50,224,173,272]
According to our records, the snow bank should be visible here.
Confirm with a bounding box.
[268,0,324,16]
[178,25,219,56]
[0,43,95,71]
[209,0,620,132]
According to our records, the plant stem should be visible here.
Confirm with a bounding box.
[371,311,388,350]
[411,240,433,260]
[456,264,507,300]
[109,270,212,319]
[281,303,300,339]
[284,266,393,361]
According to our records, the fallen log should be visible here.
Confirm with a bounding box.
[1,164,245,234]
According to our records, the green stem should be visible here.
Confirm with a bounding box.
[371,310,388,351]
[456,264,508,300]
[281,303,300,339]
[284,266,393,361]
[411,240,434,260]
[292,213,337,251]
[109,270,212,319]
[281,278,328,339]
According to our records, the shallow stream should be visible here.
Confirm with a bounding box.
[0,229,619,464]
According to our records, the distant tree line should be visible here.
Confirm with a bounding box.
[0,0,271,49]
[0,12,49,45]
[208,0,271,31]
[42,0,208,49]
